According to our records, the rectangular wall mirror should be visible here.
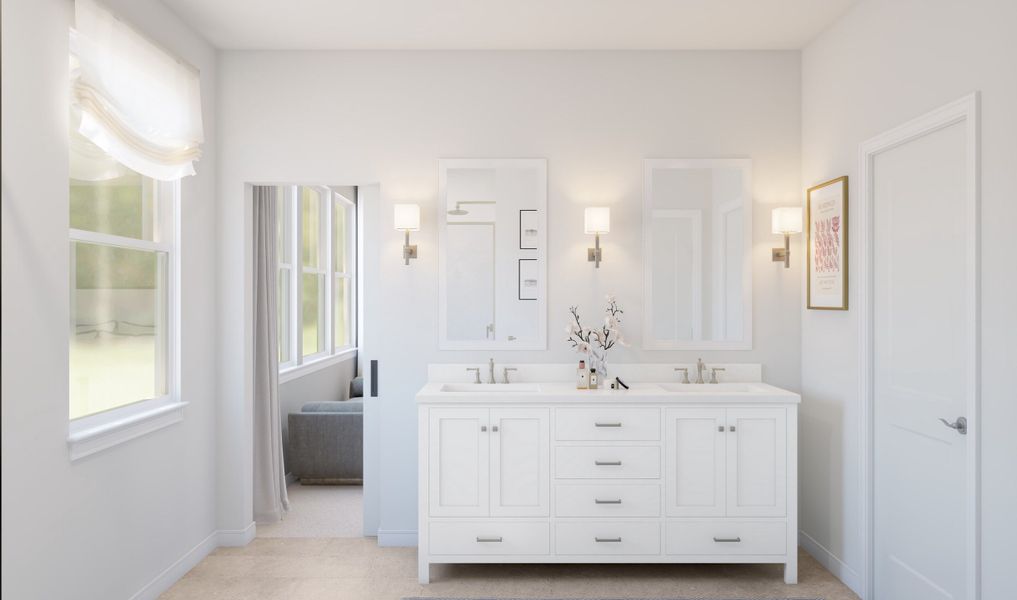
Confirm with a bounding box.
[438,158,547,350]
[643,158,752,350]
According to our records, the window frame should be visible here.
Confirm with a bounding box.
[67,178,184,460]
[279,185,357,383]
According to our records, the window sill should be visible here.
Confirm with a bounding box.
[68,400,187,461]
[279,348,357,384]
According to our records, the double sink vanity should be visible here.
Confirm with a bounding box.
[416,363,799,585]
[422,159,793,583]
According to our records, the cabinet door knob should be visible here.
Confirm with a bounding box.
[717,425,724,432]
[480,425,487,432]
[492,425,499,432]
[729,425,736,432]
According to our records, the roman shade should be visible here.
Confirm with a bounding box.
[70,0,204,181]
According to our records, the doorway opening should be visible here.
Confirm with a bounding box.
[253,183,366,539]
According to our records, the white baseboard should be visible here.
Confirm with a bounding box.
[377,528,418,547]
[128,530,218,600]
[799,529,863,596]
[129,522,257,600]
[217,521,257,547]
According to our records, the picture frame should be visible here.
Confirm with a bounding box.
[807,176,849,310]
[519,209,539,250]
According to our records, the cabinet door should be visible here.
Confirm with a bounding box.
[428,408,489,517]
[490,408,550,517]
[726,407,786,517]
[665,408,726,517]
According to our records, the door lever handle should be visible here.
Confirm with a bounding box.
[939,416,967,435]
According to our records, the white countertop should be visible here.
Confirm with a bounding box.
[416,381,800,404]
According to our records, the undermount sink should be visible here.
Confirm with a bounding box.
[439,383,541,393]
[657,382,761,393]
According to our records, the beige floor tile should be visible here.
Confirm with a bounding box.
[163,540,860,600]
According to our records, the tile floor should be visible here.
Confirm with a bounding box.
[161,537,860,600]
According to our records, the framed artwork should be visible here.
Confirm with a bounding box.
[518,258,538,300]
[519,209,539,250]
[807,176,848,310]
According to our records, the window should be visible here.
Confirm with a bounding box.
[69,165,177,421]
[277,185,356,377]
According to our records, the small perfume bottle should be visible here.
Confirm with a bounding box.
[576,360,589,389]
[589,368,599,389]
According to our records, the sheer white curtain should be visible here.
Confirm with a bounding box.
[70,0,203,181]
[252,186,290,522]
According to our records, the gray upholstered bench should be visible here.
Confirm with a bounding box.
[287,399,363,484]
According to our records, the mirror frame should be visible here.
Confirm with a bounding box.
[437,158,548,350]
[642,158,753,350]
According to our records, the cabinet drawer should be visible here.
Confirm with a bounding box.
[555,446,660,479]
[555,521,660,555]
[665,520,787,556]
[429,521,550,556]
[555,484,661,517]
[556,408,659,441]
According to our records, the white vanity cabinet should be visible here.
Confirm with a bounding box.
[417,386,798,586]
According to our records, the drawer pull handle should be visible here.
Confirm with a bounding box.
[594,499,623,504]
[595,422,622,427]
[476,536,503,543]
[594,460,622,466]
[595,537,623,543]
[713,537,741,543]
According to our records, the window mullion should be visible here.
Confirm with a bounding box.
[292,185,303,366]
[324,189,333,355]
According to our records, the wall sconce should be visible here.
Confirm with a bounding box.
[771,207,803,268]
[584,207,610,268]
[394,203,420,265]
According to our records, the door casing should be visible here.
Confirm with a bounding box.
[857,92,981,600]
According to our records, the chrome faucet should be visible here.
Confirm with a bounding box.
[487,358,496,384]
[695,358,706,384]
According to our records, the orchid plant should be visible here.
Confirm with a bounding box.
[565,295,627,376]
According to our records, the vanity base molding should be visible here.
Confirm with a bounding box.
[417,400,798,585]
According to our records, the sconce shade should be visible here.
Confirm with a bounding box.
[394,203,421,231]
[771,207,803,235]
[584,207,611,234]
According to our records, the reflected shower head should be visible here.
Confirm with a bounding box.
[447,203,469,216]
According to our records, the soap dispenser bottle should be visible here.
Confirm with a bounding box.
[577,360,589,389]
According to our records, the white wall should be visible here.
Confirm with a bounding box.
[800,0,1017,596]
[217,50,803,543]
[0,0,221,597]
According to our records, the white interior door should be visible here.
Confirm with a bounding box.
[489,408,549,517]
[872,117,974,600]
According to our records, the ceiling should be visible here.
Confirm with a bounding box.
[160,0,857,50]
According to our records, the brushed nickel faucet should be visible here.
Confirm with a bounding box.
[695,358,706,384]
[487,358,496,384]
